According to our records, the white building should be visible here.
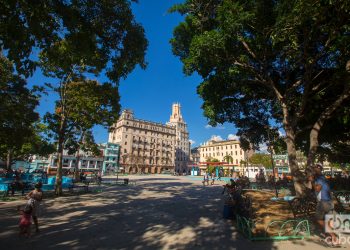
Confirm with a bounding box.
[198,139,245,165]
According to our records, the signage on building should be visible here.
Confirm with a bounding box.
[272,155,288,160]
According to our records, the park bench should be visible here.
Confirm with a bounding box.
[333,191,350,213]
[69,180,90,193]
[101,178,134,186]
[235,194,311,241]
[288,196,317,219]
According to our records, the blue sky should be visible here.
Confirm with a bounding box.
[28,0,239,147]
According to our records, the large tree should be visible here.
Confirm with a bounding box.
[44,80,120,188]
[37,1,147,195]
[0,55,41,169]
[171,0,350,195]
[249,153,273,169]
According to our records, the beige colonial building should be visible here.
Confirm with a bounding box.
[167,103,190,174]
[199,139,245,165]
[108,109,176,174]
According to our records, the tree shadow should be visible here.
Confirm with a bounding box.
[0,178,277,249]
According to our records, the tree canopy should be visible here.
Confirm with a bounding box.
[249,153,273,169]
[1,0,147,81]
[0,55,41,168]
[171,0,350,194]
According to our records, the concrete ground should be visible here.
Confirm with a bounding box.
[0,175,348,250]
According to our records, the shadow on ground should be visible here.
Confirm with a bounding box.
[0,176,324,250]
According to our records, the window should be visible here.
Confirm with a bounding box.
[125,135,128,138]
[235,145,237,149]
[124,149,127,153]
[125,142,127,145]
[236,151,237,155]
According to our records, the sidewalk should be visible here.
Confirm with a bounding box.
[0,175,348,249]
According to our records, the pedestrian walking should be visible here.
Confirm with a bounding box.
[313,163,340,247]
[211,172,215,185]
[202,172,209,186]
[26,182,43,233]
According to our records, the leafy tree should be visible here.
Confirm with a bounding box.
[0,0,147,78]
[249,153,273,169]
[44,80,122,194]
[223,155,233,164]
[0,55,40,169]
[33,1,148,195]
[171,0,350,195]
[205,157,219,163]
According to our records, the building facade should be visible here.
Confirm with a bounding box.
[198,139,245,165]
[28,143,120,175]
[167,103,190,174]
[109,109,176,174]
[190,147,200,165]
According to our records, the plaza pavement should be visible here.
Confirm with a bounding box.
[0,175,348,250]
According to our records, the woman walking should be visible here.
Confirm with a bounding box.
[26,182,43,233]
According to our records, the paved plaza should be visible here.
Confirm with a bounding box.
[0,175,348,249]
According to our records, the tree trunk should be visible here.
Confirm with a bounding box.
[281,102,306,196]
[74,151,81,181]
[55,117,66,196]
[6,149,13,170]
[306,121,321,167]
[284,128,306,196]
[74,131,85,181]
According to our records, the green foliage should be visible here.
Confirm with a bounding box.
[0,0,148,80]
[0,55,41,167]
[171,0,350,168]
[223,155,233,163]
[249,153,273,169]
[44,80,120,155]
[206,157,219,163]
[207,166,216,174]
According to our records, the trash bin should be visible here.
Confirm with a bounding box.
[124,178,129,185]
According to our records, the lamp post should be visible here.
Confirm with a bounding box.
[266,126,278,198]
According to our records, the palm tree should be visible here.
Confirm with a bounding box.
[223,155,233,164]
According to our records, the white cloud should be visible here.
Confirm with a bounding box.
[189,139,196,145]
[278,130,285,137]
[210,135,223,141]
[227,134,239,140]
[205,124,225,130]
[258,143,268,153]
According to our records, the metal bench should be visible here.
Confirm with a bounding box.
[288,196,317,219]
[69,180,90,193]
[334,191,350,213]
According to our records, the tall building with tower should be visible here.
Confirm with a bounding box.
[167,103,190,174]
[108,103,190,174]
